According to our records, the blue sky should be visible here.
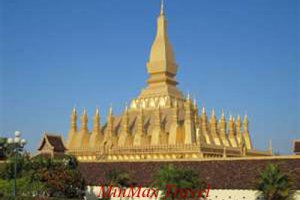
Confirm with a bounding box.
[1,0,299,154]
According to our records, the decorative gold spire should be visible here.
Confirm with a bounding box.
[109,105,113,117]
[81,108,88,131]
[193,99,199,128]
[229,114,235,135]
[236,115,242,127]
[122,104,129,131]
[243,114,253,150]
[107,106,114,137]
[219,110,227,136]
[211,108,216,118]
[172,99,179,123]
[221,109,225,119]
[71,107,77,132]
[236,115,243,145]
[154,105,162,126]
[244,114,249,131]
[93,108,100,132]
[147,0,176,77]
[210,109,217,129]
[228,114,238,147]
[202,106,206,115]
[210,108,222,146]
[139,1,183,99]
[160,0,164,15]
[193,98,198,109]
[187,93,191,101]
[201,107,208,133]
[137,107,144,135]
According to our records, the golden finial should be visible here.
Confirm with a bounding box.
[71,107,77,120]
[71,107,77,131]
[211,108,216,117]
[187,92,190,101]
[244,113,248,123]
[81,108,88,122]
[160,0,165,15]
[81,108,88,131]
[221,109,225,119]
[237,115,242,126]
[93,108,100,131]
[95,108,100,119]
[202,106,206,115]
[83,108,87,116]
[109,105,113,116]
[72,107,77,114]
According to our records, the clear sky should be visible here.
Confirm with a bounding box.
[1,0,299,154]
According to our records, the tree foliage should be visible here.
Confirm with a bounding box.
[0,154,85,199]
[257,164,295,200]
[105,168,134,187]
[152,165,208,200]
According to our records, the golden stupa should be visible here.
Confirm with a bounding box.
[66,1,271,161]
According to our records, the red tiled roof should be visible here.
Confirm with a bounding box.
[38,134,66,152]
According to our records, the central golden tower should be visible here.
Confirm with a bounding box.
[66,1,271,161]
[138,2,183,100]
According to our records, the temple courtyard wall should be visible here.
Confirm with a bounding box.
[81,156,300,199]
[79,156,300,189]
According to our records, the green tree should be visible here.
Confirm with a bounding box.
[152,165,208,200]
[106,168,133,187]
[99,169,134,200]
[0,153,85,199]
[257,164,295,200]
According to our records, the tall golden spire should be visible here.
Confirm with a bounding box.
[137,107,144,135]
[81,108,88,131]
[172,100,179,123]
[122,104,129,132]
[201,107,208,133]
[107,106,114,137]
[71,107,77,132]
[93,108,100,132]
[148,0,176,74]
[219,109,230,147]
[244,114,249,132]
[243,114,253,149]
[139,0,183,99]
[236,115,243,145]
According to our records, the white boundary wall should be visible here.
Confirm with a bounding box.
[85,186,300,200]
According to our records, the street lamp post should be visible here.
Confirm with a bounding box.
[7,131,27,198]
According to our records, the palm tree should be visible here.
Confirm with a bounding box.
[100,168,134,200]
[107,168,133,188]
[257,164,295,200]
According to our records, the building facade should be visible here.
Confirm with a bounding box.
[66,2,271,161]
